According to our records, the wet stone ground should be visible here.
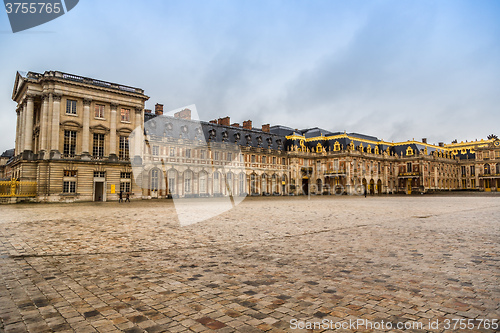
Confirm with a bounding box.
[0,195,499,332]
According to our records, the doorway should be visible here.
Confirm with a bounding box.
[406,179,412,194]
[94,181,105,201]
[484,179,491,192]
[302,178,309,195]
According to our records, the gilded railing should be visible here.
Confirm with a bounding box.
[0,179,37,197]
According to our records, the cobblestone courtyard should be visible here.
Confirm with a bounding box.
[1,195,499,332]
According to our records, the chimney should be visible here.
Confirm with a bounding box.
[209,119,217,124]
[231,123,240,127]
[243,120,252,130]
[422,138,427,144]
[144,109,152,114]
[155,103,163,115]
[174,108,191,120]
[218,116,230,126]
[262,124,270,133]
[438,142,444,147]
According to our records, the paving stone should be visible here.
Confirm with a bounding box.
[0,196,499,333]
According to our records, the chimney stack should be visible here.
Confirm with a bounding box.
[438,142,444,147]
[155,103,163,115]
[243,120,252,130]
[262,124,270,133]
[209,119,217,124]
[174,108,191,120]
[218,116,230,126]
[231,123,240,127]
[145,109,152,114]
[422,138,427,144]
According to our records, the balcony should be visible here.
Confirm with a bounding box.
[398,172,421,178]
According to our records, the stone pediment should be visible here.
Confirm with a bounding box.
[61,120,82,128]
[12,72,25,101]
[90,124,110,133]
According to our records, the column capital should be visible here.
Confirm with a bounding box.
[83,98,92,106]
[41,93,50,101]
[26,94,35,102]
[135,106,143,114]
[52,94,62,102]
[110,103,118,110]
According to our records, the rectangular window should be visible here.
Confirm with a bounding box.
[170,147,175,157]
[214,151,220,160]
[93,133,105,157]
[119,136,129,160]
[470,165,475,176]
[121,108,130,122]
[484,151,490,159]
[94,104,105,118]
[63,130,77,156]
[94,171,105,178]
[66,99,77,115]
[262,156,266,164]
[63,181,76,193]
[273,156,276,164]
[282,158,286,165]
[461,166,466,176]
[227,152,232,161]
[120,181,131,193]
[240,154,244,162]
[185,149,191,158]
[200,150,206,159]
[152,145,159,156]
[120,172,131,179]
[251,155,256,163]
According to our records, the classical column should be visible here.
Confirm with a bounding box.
[23,95,35,151]
[15,108,20,155]
[19,103,25,154]
[40,94,49,155]
[109,103,118,160]
[50,94,61,157]
[82,98,91,157]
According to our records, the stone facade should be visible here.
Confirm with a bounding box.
[6,70,500,202]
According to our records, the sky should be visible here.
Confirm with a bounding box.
[0,0,499,154]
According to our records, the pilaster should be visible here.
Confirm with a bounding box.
[81,98,91,158]
[109,103,118,161]
[50,94,62,159]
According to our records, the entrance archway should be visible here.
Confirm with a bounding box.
[369,179,375,195]
[302,178,309,195]
[377,179,382,194]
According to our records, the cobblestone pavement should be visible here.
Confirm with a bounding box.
[0,195,499,333]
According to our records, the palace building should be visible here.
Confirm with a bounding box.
[2,70,499,202]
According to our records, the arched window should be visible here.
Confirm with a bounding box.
[226,172,233,195]
[168,170,176,194]
[272,174,277,193]
[239,173,245,194]
[214,172,221,193]
[484,164,491,175]
[250,174,256,194]
[199,172,207,194]
[151,169,159,191]
[262,174,267,194]
[184,171,192,193]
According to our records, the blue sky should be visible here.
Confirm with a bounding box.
[1,0,499,153]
